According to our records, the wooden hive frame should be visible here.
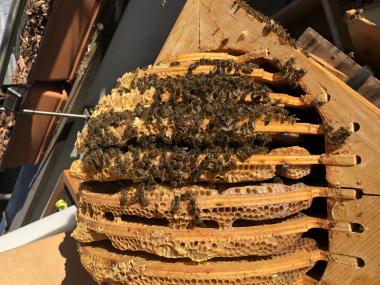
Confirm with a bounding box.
[71,1,380,284]
[79,239,326,285]
[153,1,380,284]
[75,183,356,230]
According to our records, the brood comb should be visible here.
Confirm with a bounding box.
[70,1,380,284]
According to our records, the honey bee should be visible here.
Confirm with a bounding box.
[170,196,181,213]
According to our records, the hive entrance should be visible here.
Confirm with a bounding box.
[71,51,355,284]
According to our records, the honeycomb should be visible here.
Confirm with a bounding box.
[70,51,353,284]
[76,183,330,229]
[71,146,321,183]
[73,213,325,261]
[78,238,326,285]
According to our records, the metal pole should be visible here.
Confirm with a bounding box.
[0,107,88,119]
[21,109,88,119]
[0,0,27,85]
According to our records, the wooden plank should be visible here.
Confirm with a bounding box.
[346,5,380,77]
[242,154,356,166]
[253,122,324,135]
[357,76,380,108]
[139,64,286,83]
[323,196,380,284]
[268,93,317,108]
[297,27,380,108]
[308,54,348,82]
[158,50,270,64]
[297,27,360,79]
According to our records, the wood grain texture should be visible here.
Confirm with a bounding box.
[324,196,380,284]
[296,27,358,80]
[156,0,380,283]
[346,5,380,77]
[297,27,380,108]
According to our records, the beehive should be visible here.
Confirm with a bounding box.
[70,1,380,284]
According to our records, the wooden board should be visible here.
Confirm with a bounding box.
[346,4,380,77]
[156,1,380,284]
[325,196,380,284]
[297,27,380,108]
[357,76,380,108]
[297,27,359,81]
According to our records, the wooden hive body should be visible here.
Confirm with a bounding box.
[71,1,380,284]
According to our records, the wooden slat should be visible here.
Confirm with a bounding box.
[80,185,356,211]
[79,214,328,238]
[141,64,285,84]
[159,50,270,64]
[297,27,380,108]
[80,244,327,281]
[253,121,324,134]
[193,187,353,208]
[297,27,359,79]
[159,51,237,63]
[268,93,308,108]
[346,5,380,78]
[242,154,356,166]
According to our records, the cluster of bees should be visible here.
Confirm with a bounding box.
[79,58,307,223]
[13,0,53,84]
[69,1,358,281]
[275,57,307,87]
